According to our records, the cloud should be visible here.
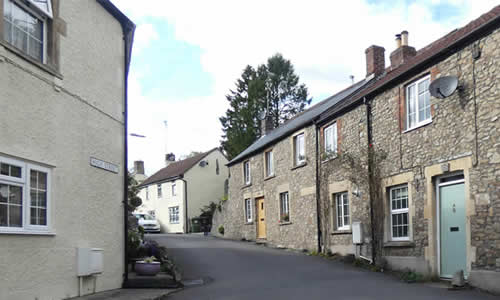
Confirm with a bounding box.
[112,0,498,174]
[132,23,159,55]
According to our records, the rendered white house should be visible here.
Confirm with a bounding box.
[0,1,134,299]
[137,148,229,233]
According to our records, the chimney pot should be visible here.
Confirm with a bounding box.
[395,34,402,48]
[165,153,175,167]
[365,45,386,77]
[401,30,408,46]
[134,161,145,175]
[261,115,274,136]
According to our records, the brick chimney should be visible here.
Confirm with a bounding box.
[390,30,416,68]
[134,161,145,175]
[261,115,274,136]
[365,45,385,77]
[165,153,175,167]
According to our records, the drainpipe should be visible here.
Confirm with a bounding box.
[182,178,188,233]
[314,121,322,252]
[364,97,376,264]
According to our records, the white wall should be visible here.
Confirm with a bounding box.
[0,1,126,299]
[156,179,185,233]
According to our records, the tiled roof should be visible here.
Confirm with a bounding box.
[319,4,500,122]
[139,148,219,187]
[227,77,375,166]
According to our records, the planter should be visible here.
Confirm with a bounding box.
[135,261,161,276]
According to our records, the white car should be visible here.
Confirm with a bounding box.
[133,213,161,233]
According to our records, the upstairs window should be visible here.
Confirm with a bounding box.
[157,184,162,198]
[265,150,274,177]
[146,187,149,200]
[294,133,305,166]
[324,123,337,156]
[3,0,52,63]
[406,75,431,130]
[172,183,177,196]
[243,160,251,185]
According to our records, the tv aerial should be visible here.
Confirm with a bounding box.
[429,76,462,99]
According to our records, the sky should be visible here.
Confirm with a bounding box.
[111,0,498,175]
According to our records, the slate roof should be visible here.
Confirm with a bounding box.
[139,148,219,187]
[318,4,500,123]
[227,78,374,166]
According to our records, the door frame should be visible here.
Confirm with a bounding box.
[255,197,266,239]
[435,172,465,278]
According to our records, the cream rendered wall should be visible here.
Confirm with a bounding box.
[0,1,126,299]
[156,179,185,233]
[137,185,157,215]
[184,150,229,222]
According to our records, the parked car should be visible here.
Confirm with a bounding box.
[133,213,161,233]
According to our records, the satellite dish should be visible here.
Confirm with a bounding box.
[199,161,208,167]
[429,76,460,99]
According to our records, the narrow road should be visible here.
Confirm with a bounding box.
[148,234,496,300]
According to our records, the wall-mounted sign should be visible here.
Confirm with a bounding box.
[90,157,119,174]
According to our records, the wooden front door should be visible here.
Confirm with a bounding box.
[256,197,266,239]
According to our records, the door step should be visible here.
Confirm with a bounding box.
[256,239,267,245]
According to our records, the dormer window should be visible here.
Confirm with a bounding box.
[3,0,53,63]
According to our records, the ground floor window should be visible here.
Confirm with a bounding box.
[279,192,289,222]
[169,206,179,224]
[0,155,51,232]
[245,198,252,223]
[335,192,349,230]
[389,185,409,240]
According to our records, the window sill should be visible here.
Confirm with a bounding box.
[264,175,275,181]
[279,221,292,226]
[241,183,252,189]
[291,162,307,171]
[0,40,62,79]
[383,241,415,248]
[0,230,56,236]
[331,230,352,235]
[321,155,338,164]
[403,119,432,133]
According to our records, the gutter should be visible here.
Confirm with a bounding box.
[364,97,376,264]
[314,121,322,252]
[181,178,188,233]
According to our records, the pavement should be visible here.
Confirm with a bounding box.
[69,288,180,300]
[148,233,498,300]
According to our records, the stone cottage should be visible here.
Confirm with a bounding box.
[0,0,134,299]
[222,78,374,251]
[316,5,500,294]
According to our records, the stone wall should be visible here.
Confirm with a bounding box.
[370,27,500,276]
[224,125,319,251]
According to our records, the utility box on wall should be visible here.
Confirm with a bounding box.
[77,248,104,276]
[352,222,363,244]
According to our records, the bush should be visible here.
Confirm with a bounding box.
[218,225,225,235]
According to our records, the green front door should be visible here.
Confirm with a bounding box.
[439,180,466,278]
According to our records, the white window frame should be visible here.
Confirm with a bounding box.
[28,0,53,18]
[3,0,49,63]
[265,150,274,177]
[0,155,51,234]
[294,133,305,166]
[169,206,179,224]
[145,187,149,200]
[243,160,251,185]
[279,192,290,222]
[335,192,350,230]
[172,183,177,196]
[389,185,410,241]
[324,123,338,156]
[406,75,431,130]
[244,198,252,223]
[157,184,162,198]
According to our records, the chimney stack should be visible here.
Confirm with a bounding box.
[390,30,416,68]
[165,153,175,167]
[134,161,145,175]
[365,45,386,77]
[261,115,274,136]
